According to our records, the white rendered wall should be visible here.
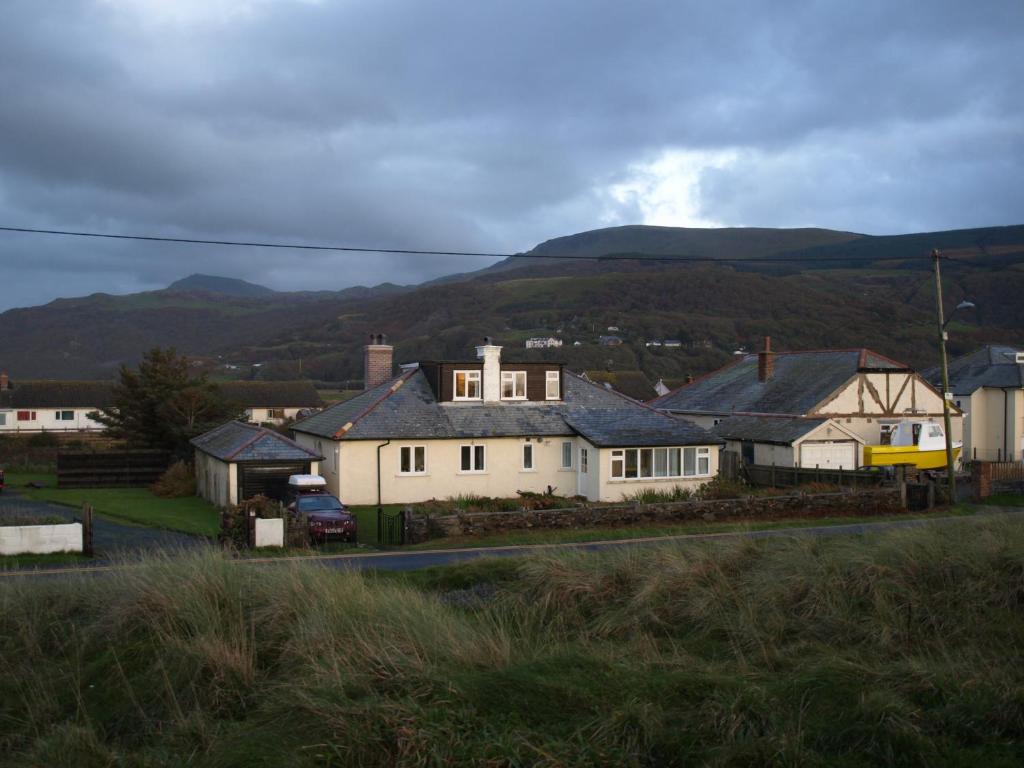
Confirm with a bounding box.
[0,523,82,555]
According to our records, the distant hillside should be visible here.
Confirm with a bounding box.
[167,274,276,297]
[1,223,1021,382]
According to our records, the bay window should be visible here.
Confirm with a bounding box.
[610,447,712,480]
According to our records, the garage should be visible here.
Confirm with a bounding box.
[238,462,310,502]
[191,421,323,508]
[714,414,864,470]
[799,441,857,470]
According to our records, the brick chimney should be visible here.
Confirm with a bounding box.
[758,336,774,382]
[363,334,393,390]
[0,372,8,391]
[475,337,503,403]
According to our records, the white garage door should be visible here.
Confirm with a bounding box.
[799,441,857,470]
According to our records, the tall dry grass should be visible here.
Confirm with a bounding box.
[1,519,1023,765]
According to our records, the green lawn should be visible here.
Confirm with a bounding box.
[0,552,90,570]
[982,493,1024,506]
[5,472,219,537]
[406,506,976,550]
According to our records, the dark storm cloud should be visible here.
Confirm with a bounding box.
[0,0,1021,310]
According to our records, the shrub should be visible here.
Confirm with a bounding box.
[150,461,196,498]
[624,485,694,503]
[695,475,749,500]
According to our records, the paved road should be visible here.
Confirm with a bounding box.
[0,488,203,557]
[4,506,1021,579]
[261,506,1023,573]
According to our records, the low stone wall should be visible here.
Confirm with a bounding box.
[0,523,83,556]
[405,489,905,544]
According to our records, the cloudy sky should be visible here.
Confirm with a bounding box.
[1,0,1021,310]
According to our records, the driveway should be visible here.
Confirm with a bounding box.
[0,488,203,557]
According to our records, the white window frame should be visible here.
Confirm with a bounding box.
[545,370,560,400]
[522,443,534,471]
[55,410,75,421]
[399,445,427,475]
[561,440,573,469]
[501,370,528,400]
[609,447,712,480]
[580,447,589,473]
[0,412,7,426]
[453,370,482,400]
[459,444,486,473]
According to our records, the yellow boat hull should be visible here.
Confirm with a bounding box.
[863,445,961,470]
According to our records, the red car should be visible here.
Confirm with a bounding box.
[286,475,356,543]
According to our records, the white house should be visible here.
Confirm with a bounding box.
[291,338,723,505]
[0,375,111,433]
[525,337,564,349]
[925,345,1024,462]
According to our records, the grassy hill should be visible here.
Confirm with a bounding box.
[1,223,1021,381]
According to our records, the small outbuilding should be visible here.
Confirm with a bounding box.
[712,414,864,470]
[191,421,323,507]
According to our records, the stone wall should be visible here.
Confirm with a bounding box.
[404,488,905,544]
[972,461,1024,500]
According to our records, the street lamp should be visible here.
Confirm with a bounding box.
[932,249,976,502]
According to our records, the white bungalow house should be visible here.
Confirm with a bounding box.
[0,375,111,433]
[291,338,723,505]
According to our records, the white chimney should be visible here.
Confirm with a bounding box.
[475,337,502,403]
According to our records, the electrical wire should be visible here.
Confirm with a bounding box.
[0,224,958,264]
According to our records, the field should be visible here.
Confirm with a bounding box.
[1,517,1023,765]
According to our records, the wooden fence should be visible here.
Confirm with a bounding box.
[57,450,171,488]
[744,463,888,489]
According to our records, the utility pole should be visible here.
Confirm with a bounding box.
[933,249,956,501]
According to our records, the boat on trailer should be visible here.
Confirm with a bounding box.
[863,419,961,470]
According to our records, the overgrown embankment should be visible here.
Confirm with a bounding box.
[1,519,1023,766]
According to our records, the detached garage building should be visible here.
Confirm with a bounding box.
[713,414,865,470]
[192,421,323,508]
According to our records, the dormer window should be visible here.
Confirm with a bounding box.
[453,370,481,400]
[501,370,527,400]
[545,370,560,400]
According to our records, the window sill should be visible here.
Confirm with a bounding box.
[519,469,537,474]
[396,473,429,478]
[456,471,488,475]
[558,467,574,472]
[608,476,711,483]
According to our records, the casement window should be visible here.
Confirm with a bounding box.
[501,370,527,400]
[453,370,482,400]
[400,446,426,475]
[460,444,486,472]
[55,410,74,421]
[561,440,573,469]
[0,413,6,426]
[522,443,534,470]
[16,411,35,422]
[267,408,285,420]
[545,370,560,400]
[610,447,711,480]
[580,447,589,473]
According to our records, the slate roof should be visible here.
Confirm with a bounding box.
[292,368,721,448]
[651,349,910,416]
[581,370,658,402]
[712,414,833,445]
[217,381,323,408]
[923,345,1024,394]
[191,421,323,462]
[0,380,115,409]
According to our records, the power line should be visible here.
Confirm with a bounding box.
[0,224,950,264]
